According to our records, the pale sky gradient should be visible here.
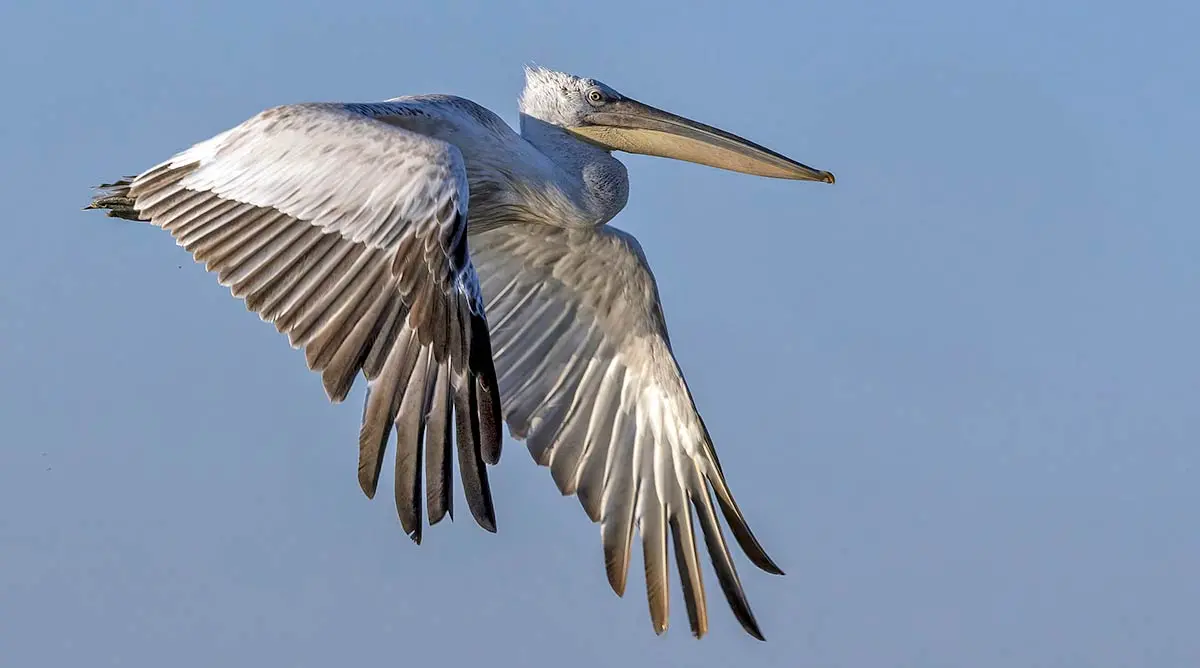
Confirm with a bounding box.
[1,1,1197,666]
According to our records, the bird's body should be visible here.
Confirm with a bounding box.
[86,66,834,640]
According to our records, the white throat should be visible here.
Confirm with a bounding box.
[519,114,629,227]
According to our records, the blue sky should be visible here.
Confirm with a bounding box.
[1,1,1196,666]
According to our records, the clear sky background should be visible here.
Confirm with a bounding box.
[1,1,1196,666]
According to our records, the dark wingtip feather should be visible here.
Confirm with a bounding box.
[424,363,454,526]
[453,377,497,533]
[691,479,768,640]
[604,544,629,597]
[742,607,768,641]
[357,329,418,502]
[692,412,785,576]
[669,514,709,639]
[712,490,784,576]
[85,178,145,221]
[357,472,378,500]
[357,386,389,500]
[601,457,638,598]
[404,523,423,545]
[643,504,670,638]
[470,312,503,466]
[394,352,430,545]
[577,485,603,523]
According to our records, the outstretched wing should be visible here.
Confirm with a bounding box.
[87,102,502,541]
[470,223,782,640]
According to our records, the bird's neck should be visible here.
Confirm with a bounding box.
[519,115,629,227]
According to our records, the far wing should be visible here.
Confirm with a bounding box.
[88,102,502,541]
[470,223,782,639]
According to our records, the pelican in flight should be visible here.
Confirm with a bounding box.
[86,66,835,639]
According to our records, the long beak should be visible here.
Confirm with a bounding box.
[568,98,835,183]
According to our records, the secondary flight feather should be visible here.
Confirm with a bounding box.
[86,66,835,639]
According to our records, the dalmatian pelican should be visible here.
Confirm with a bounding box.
[86,65,835,639]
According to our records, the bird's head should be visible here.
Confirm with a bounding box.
[519,66,834,183]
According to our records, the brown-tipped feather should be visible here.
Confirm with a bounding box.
[424,362,454,524]
[306,261,390,376]
[357,327,415,498]
[600,411,638,596]
[319,289,398,403]
[642,499,670,635]
[670,507,709,639]
[428,280,449,359]
[230,226,325,301]
[394,348,430,543]
[407,275,438,346]
[289,248,377,347]
[363,297,408,380]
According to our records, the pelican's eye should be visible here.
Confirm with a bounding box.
[586,89,606,105]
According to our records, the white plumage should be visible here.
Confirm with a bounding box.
[86,65,835,640]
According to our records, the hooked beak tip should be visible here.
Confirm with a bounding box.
[821,171,835,184]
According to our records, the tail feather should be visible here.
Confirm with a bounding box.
[84,178,145,221]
